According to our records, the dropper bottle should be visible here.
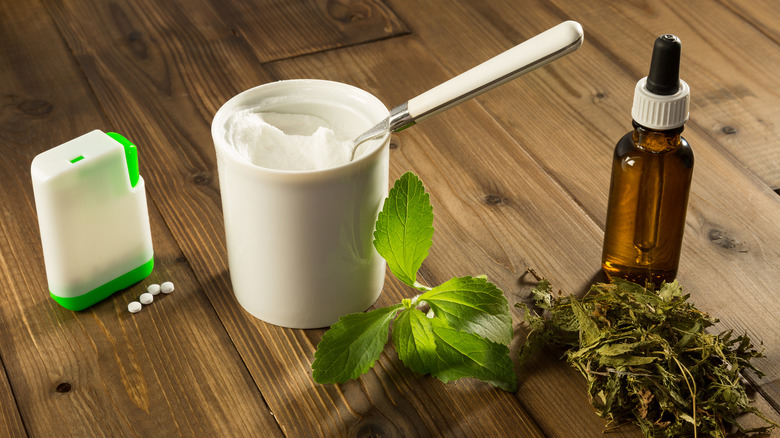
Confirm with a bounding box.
[601,34,694,289]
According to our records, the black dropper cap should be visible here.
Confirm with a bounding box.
[632,34,689,129]
[646,34,681,96]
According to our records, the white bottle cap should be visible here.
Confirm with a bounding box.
[631,77,690,130]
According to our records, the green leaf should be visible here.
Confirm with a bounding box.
[312,172,520,393]
[571,299,601,347]
[530,278,554,310]
[599,354,657,367]
[428,317,517,392]
[312,304,403,384]
[596,340,653,357]
[419,276,512,345]
[392,308,516,392]
[392,308,438,374]
[658,280,683,302]
[373,172,434,287]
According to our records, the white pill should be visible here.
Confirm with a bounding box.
[139,293,154,305]
[161,281,174,294]
[128,301,142,313]
[147,284,161,295]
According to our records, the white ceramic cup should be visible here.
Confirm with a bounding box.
[212,80,389,328]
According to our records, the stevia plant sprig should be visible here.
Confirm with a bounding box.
[312,172,517,392]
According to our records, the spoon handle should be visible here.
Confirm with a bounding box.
[399,21,583,129]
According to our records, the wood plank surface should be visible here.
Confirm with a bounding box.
[263,15,778,435]
[1,0,779,436]
[263,35,604,436]
[0,359,25,438]
[382,0,780,428]
[560,0,780,190]
[0,0,282,435]
[511,0,780,191]
[35,0,546,435]
[210,0,410,61]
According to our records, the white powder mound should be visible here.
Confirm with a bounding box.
[224,110,355,171]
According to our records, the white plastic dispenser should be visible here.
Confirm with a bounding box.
[31,130,154,311]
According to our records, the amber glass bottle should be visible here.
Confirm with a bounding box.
[601,35,694,288]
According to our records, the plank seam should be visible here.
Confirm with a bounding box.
[0,353,29,437]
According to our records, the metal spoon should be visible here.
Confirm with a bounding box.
[350,21,584,160]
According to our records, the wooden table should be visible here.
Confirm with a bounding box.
[2,0,779,436]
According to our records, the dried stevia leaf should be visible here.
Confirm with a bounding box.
[517,276,779,438]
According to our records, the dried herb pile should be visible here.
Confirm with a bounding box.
[518,276,778,437]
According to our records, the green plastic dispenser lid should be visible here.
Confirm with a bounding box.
[107,132,140,188]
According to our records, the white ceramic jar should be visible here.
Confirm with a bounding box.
[212,80,389,328]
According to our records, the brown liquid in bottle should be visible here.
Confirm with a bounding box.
[601,123,693,288]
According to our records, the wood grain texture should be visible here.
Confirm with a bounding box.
[543,0,780,190]
[0,359,25,438]
[1,0,779,436]
[207,0,410,62]
[384,0,780,430]
[35,0,546,436]
[265,31,639,438]
[0,0,281,436]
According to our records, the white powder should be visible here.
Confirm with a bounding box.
[224,109,355,171]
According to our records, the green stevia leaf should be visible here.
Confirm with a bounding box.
[419,276,512,345]
[313,172,520,393]
[571,299,600,347]
[312,304,403,384]
[428,317,517,392]
[596,340,652,357]
[658,280,682,302]
[530,278,554,309]
[599,354,657,367]
[392,308,438,375]
[373,172,434,287]
[611,278,646,294]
